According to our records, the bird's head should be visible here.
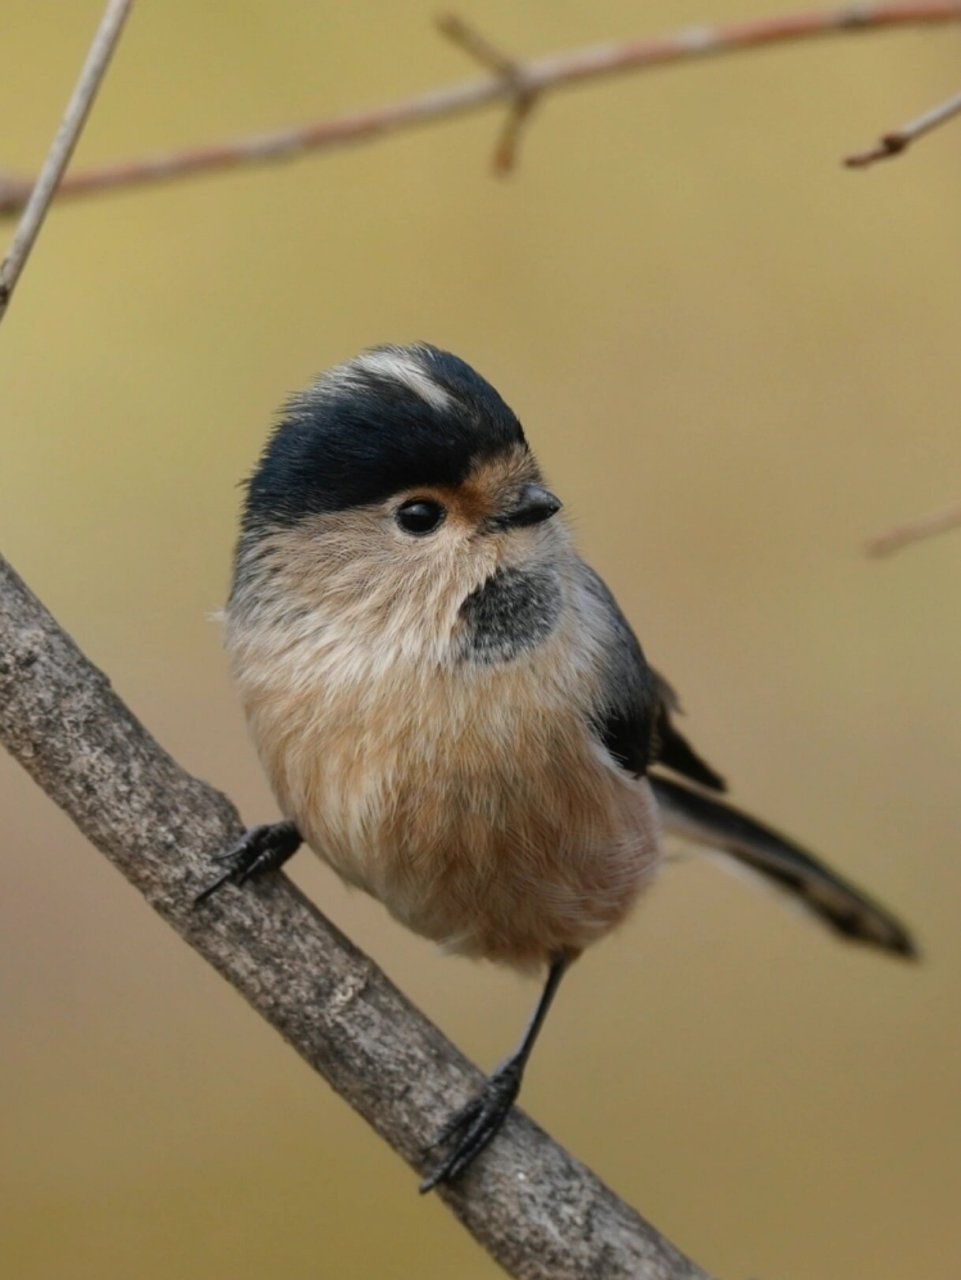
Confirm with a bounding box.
[231,344,566,665]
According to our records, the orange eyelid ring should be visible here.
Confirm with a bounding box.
[395,498,446,535]
[493,483,562,530]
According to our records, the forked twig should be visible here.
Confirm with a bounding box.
[437,13,540,172]
[0,2,959,216]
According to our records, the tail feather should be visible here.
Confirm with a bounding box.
[651,775,917,959]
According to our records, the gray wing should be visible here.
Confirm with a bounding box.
[577,564,723,789]
[576,562,916,959]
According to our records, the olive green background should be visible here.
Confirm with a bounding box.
[2,3,959,1277]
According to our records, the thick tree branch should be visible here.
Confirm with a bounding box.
[0,556,718,1279]
[0,0,133,320]
[0,1,959,216]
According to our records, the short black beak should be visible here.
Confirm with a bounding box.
[498,483,562,529]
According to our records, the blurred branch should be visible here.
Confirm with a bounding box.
[845,86,961,166]
[866,501,961,555]
[0,555,714,1279]
[1,1,959,215]
[436,13,540,173]
[0,0,133,321]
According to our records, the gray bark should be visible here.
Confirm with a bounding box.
[0,553,713,1280]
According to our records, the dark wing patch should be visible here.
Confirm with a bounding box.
[598,704,653,777]
[650,670,726,792]
[578,566,658,777]
[655,718,726,792]
[578,564,725,789]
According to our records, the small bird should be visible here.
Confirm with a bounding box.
[199,343,915,1191]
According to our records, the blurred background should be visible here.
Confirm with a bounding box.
[2,2,959,1277]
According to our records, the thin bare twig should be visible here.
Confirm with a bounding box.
[0,0,133,321]
[437,13,540,173]
[866,501,961,555]
[437,11,520,78]
[844,87,961,166]
[0,1,959,216]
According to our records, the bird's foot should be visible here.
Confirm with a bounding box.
[194,821,302,905]
[419,1058,523,1193]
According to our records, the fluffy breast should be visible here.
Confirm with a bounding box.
[228,597,661,969]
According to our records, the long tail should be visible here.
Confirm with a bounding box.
[651,775,917,959]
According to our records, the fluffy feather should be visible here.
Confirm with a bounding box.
[225,342,915,969]
[228,483,660,968]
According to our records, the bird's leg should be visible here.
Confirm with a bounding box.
[420,953,569,1193]
[194,821,302,905]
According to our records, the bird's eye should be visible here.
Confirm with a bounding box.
[395,499,446,535]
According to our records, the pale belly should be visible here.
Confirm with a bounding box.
[247,669,662,969]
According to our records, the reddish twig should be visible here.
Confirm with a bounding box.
[0,0,134,319]
[845,87,961,166]
[866,501,961,556]
[0,2,959,216]
[436,13,540,173]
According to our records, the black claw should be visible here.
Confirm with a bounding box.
[193,865,237,905]
[420,956,568,1193]
[194,821,302,906]
[419,1061,522,1193]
